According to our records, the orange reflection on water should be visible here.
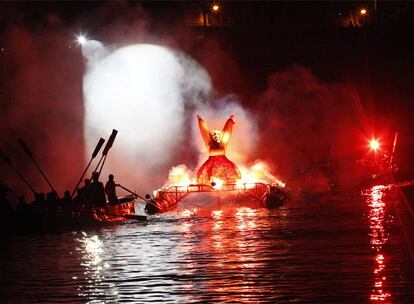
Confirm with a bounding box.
[367,185,391,303]
[176,204,285,302]
[236,207,257,231]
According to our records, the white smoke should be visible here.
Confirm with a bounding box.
[193,95,259,167]
[82,40,258,193]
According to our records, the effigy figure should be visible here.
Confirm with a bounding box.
[197,114,241,184]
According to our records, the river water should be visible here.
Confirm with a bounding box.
[1,186,414,303]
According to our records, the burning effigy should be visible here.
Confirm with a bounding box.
[145,114,287,215]
[196,115,241,185]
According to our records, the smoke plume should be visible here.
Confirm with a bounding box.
[256,65,366,191]
[0,1,369,202]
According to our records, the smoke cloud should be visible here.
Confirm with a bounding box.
[82,42,213,192]
[0,2,370,202]
[82,40,260,193]
[0,23,84,198]
[255,65,366,191]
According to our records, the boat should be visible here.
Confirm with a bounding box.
[12,194,145,235]
[145,182,287,215]
[71,194,146,225]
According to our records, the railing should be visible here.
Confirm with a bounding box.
[151,182,272,213]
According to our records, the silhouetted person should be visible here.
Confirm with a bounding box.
[72,188,83,211]
[46,191,59,214]
[77,178,91,208]
[31,192,46,214]
[16,195,29,214]
[105,174,118,205]
[0,184,14,215]
[16,195,30,233]
[144,194,158,215]
[89,172,106,207]
[30,192,46,231]
[0,184,15,232]
[61,190,73,212]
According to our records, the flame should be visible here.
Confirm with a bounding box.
[236,160,285,188]
[162,160,285,191]
[212,178,224,190]
[166,164,196,187]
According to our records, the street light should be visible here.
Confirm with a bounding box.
[360,9,367,15]
[212,4,219,12]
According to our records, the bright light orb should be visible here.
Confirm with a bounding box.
[360,9,367,15]
[82,43,212,190]
[77,35,87,45]
[212,4,220,11]
[369,138,380,152]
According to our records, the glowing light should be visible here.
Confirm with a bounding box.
[237,160,286,188]
[167,164,194,187]
[212,4,220,11]
[181,208,197,217]
[212,178,224,190]
[212,210,223,218]
[365,185,392,302]
[360,9,367,15]
[369,138,380,152]
[76,34,87,45]
[83,43,211,188]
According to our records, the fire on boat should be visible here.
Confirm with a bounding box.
[145,114,288,215]
[145,181,287,215]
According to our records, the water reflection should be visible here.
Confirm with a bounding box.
[2,191,414,303]
[76,232,118,302]
[175,206,282,302]
[366,185,392,302]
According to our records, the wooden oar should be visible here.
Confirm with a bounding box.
[0,179,20,200]
[18,138,58,196]
[123,214,147,221]
[116,184,146,201]
[0,150,37,194]
[71,137,105,198]
[94,129,118,178]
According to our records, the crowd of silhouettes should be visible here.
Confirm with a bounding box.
[0,172,121,234]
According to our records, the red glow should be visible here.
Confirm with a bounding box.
[366,185,392,302]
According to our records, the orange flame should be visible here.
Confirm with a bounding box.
[236,160,285,188]
[212,178,224,190]
[166,164,196,187]
[162,160,285,191]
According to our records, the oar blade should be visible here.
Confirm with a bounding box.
[92,138,105,158]
[102,129,118,156]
